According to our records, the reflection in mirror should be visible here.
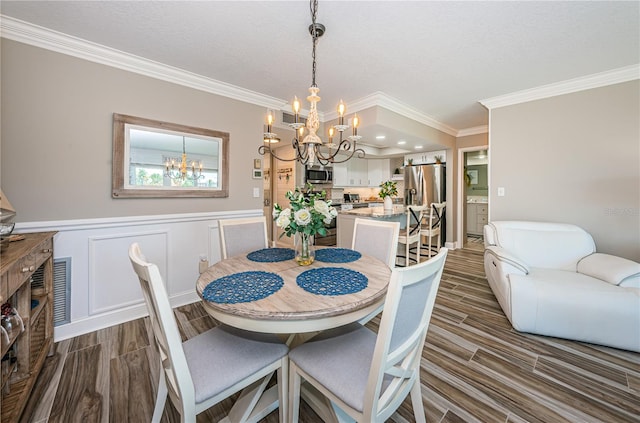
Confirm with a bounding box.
[112,114,229,198]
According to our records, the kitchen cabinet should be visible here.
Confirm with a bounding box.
[367,159,391,187]
[467,203,488,235]
[404,150,446,166]
[333,158,390,187]
[1,232,56,422]
[348,158,368,186]
[332,161,349,186]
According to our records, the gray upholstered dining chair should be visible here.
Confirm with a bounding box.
[352,218,401,269]
[352,218,401,324]
[219,216,269,259]
[128,243,289,423]
[288,248,448,422]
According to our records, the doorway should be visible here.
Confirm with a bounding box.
[456,146,488,250]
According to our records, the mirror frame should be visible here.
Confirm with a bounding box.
[112,113,229,198]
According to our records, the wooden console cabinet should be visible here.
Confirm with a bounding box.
[0,232,56,422]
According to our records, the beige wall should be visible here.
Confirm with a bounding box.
[489,80,639,260]
[1,39,267,221]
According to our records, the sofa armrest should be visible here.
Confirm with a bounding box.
[485,246,530,275]
[577,253,640,285]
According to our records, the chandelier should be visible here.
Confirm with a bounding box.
[164,136,204,182]
[258,0,365,167]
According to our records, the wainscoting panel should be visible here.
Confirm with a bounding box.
[14,209,262,341]
[88,230,168,315]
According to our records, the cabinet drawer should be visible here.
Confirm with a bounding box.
[477,215,488,225]
[6,255,36,298]
[34,238,53,269]
[477,205,488,215]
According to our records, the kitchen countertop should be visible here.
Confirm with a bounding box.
[339,205,406,218]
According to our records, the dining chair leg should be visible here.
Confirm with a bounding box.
[152,372,168,423]
[289,362,302,423]
[278,357,289,423]
[410,379,426,423]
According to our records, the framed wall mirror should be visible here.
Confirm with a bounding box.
[112,114,229,198]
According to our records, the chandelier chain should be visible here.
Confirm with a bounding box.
[310,0,318,87]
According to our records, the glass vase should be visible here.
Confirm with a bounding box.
[295,232,315,266]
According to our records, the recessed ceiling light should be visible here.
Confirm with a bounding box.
[376,135,386,140]
[397,140,406,145]
[415,145,423,149]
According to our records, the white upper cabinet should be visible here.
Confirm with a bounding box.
[404,150,447,165]
[332,158,390,187]
[333,161,349,186]
[368,159,391,187]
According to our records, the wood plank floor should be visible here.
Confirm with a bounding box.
[20,247,640,422]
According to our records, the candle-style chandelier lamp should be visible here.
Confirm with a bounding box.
[258,0,365,167]
[164,136,204,182]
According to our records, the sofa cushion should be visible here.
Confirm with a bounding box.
[490,221,595,271]
[509,268,640,351]
[577,253,640,285]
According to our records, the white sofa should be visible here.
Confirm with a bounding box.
[483,221,640,352]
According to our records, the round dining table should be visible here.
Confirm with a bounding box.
[195,246,393,422]
[196,246,392,335]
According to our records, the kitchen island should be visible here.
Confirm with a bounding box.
[337,205,406,248]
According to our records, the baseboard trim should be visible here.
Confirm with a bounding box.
[53,288,201,342]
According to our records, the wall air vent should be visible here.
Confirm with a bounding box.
[282,112,307,125]
[31,257,71,326]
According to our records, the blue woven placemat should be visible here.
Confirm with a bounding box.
[247,248,295,262]
[315,248,362,263]
[203,271,283,304]
[297,267,368,296]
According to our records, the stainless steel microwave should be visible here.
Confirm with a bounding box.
[305,166,333,184]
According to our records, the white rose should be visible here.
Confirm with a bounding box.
[294,208,312,226]
[314,200,329,215]
[276,213,291,229]
[328,207,338,217]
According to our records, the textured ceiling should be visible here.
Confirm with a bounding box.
[1,1,638,151]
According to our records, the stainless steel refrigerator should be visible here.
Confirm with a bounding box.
[404,163,446,244]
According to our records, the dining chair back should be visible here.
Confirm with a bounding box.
[219,216,269,259]
[288,248,448,422]
[352,218,401,268]
[351,218,401,324]
[397,205,428,266]
[129,243,289,422]
[420,202,446,258]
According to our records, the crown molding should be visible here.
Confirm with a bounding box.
[1,15,464,135]
[480,64,640,110]
[0,15,287,110]
[325,91,459,137]
[457,125,488,137]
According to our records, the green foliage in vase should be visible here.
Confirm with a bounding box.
[378,180,398,199]
[273,183,338,238]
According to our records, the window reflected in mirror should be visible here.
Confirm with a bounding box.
[112,114,229,198]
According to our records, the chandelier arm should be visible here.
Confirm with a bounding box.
[326,146,366,164]
[258,144,298,162]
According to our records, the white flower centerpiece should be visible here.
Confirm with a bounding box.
[379,180,398,210]
[273,184,338,265]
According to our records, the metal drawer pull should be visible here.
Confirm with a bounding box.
[21,265,35,273]
[42,248,51,253]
